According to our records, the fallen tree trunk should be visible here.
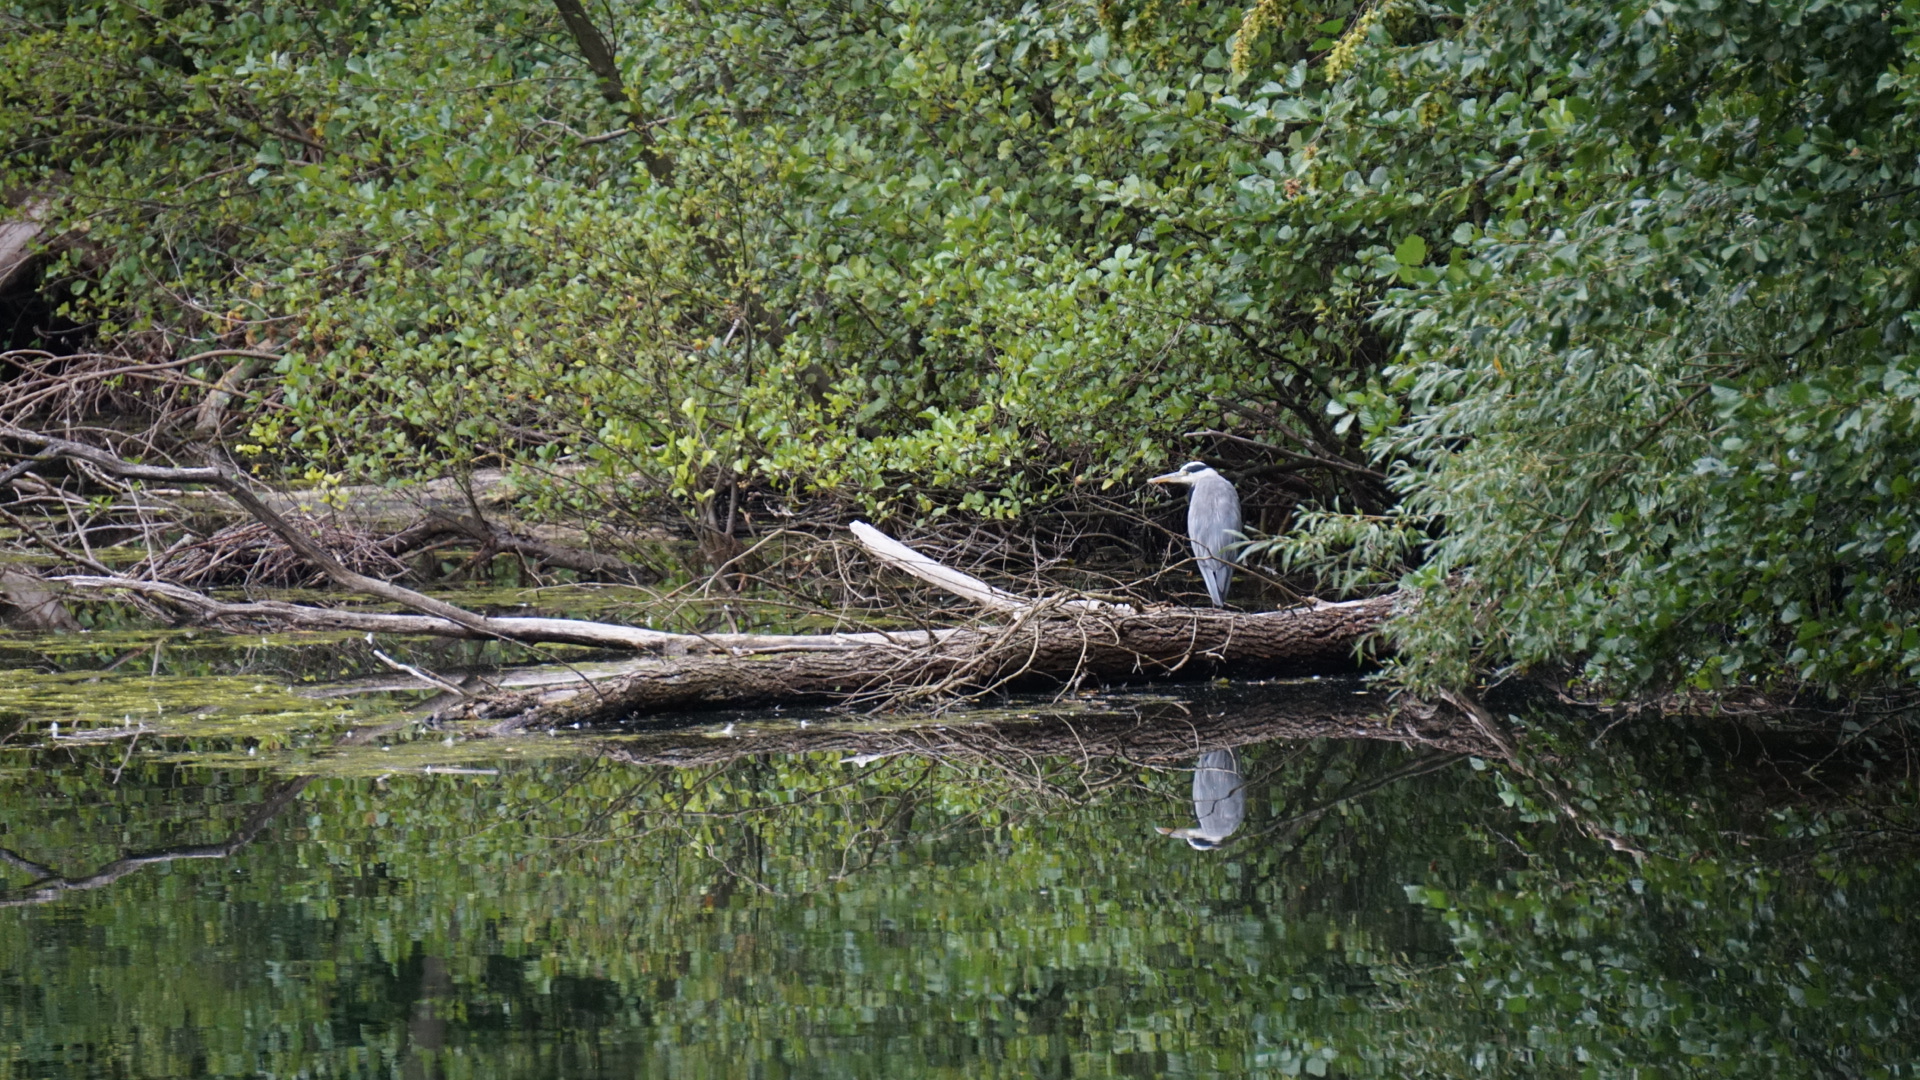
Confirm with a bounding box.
[427,527,1398,727]
[2,427,1401,726]
[51,536,1396,727]
[435,590,1396,729]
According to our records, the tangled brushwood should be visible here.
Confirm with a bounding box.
[141,520,408,588]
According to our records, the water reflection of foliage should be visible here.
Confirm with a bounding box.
[1383,721,1920,1078]
[584,717,1473,899]
[0,707,1915,1078]
[0,776,313,908]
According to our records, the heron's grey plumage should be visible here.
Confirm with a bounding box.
[1148,461,1243,607]
[1156,748,1245,850]
[1186,469,1242,606]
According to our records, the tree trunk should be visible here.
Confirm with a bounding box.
[443,594,1396,729]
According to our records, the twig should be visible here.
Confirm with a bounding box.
[369,641,472,697]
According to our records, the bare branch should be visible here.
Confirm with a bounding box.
[549,0,673,182]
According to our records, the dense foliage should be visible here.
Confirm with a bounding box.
[4,0,1919,695]
[1358,0,1920,695]
[0,0,1399,522]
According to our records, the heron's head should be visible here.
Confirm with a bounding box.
[1147,461,1214,486]
[1156,825,1229,851]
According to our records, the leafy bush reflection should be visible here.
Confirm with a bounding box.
[0,715,1914,1078]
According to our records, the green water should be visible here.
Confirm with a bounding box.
[0,630,1916,1078]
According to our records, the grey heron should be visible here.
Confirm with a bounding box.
[1148,461,1243,607]
[1156,748,1246,850]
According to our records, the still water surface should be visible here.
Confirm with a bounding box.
[1,631,1915,1078]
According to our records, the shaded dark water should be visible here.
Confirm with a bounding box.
[1,632,1917,1078]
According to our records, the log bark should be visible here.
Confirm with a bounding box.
[0,197,47,294]
[435,592,1395,729]
[0,567,80,631]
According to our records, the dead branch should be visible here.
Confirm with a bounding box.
[52,575,959,652]
[849,520,1129,614]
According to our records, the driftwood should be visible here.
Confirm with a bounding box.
[1,427,1401,727]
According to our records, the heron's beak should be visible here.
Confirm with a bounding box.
[1147,470,1186,485]
[1156,826,1195,838]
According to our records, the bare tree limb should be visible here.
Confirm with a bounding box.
[850,520,1041,613]
[2,425,513,639]
[52,575,959,652]
[549,0,673,182]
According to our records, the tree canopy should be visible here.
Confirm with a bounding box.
[3,0,1917,698]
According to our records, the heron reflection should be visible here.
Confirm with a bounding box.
[1156,748,1246,850]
